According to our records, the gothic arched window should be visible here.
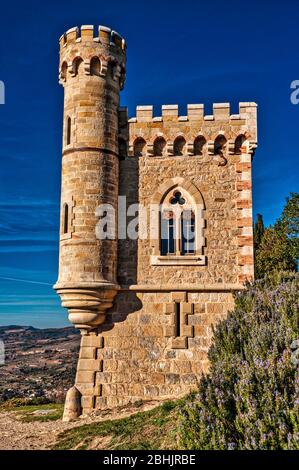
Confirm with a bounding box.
[160,189,196,256]
[150,178,206,266]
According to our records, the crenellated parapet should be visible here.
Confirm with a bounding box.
[59,25,126,89]
[128,102,256,124]
[126,102,257,162]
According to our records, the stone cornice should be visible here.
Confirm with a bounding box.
[124,283,245,292]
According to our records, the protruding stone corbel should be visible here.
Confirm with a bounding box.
[58,73,66,85]
[100,58,108,77]
[166,141,173,156]
[84,60,91,75]
[187,142,194,156]
[68,62,75,77]
[228,139,235,155]
[147,143,154,157]
[128,143,134,157]
[207,140,214,155]
[248,140,258,155]
[54,284,118,334]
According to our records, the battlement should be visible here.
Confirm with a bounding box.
[128,102,257,123]
[126,101,258,158]
[59,25,126,89]
[59,25,126,52]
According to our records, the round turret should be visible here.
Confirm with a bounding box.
[54,25,126,332]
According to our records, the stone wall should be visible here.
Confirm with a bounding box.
[75,290,235,412]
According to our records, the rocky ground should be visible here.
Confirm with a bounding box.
[0,325,80,402]
[0,400,164,450]
[0,409,74,450]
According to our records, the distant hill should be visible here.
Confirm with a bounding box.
[0,325,80,402]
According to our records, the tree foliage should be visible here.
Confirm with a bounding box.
[254,213,265,252]
[254,193,298,279]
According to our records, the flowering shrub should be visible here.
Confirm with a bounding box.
[179,272,299,449]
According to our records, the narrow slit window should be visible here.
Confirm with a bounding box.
[66,117,71,145]
[63,203,69,234]
[175,303,181,337]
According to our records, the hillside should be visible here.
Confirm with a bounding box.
[0,325,80,402]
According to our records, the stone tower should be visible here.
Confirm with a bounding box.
[55,25,258,418]
[54,25,126,333]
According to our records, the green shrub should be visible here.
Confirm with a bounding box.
[179,272,299,450]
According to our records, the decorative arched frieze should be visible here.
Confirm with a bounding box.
[133,137,146,157]
[153,136,167,157]
[70,56,84,76]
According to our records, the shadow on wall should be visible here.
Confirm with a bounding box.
[117,125,140,287]
[97,121,142,334]
[99,291,143,334]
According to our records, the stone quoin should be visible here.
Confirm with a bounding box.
[54,24,258,418]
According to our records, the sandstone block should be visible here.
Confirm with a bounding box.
[170,292,187,302]
[82,335,103,348]
[76,370,95,384]
[181,302,193,314]
[77,358,103,371]
[79,347,96,359]
[171,337,187,349]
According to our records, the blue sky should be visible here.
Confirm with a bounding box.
[0,0,298,328]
